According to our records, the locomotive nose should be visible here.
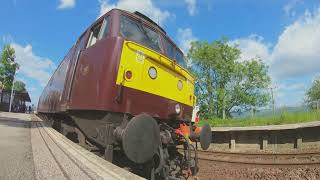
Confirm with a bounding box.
[117,114,161,164]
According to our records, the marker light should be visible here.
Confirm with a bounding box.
[175,104,181,114]
[148,67,157,79]
[125,70,132,79]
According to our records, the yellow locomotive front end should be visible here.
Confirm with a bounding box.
[116,40,195,116]
[116,13,195,122]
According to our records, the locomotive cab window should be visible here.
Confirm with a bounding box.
[176,50,186,68]
[87,17,110,48]
[162,37,175,60]
[120,15,162,53]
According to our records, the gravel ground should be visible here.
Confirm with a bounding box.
[197,160,320,180]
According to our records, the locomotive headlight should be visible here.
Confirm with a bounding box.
[148,67,157,79]
[175,104,181,114]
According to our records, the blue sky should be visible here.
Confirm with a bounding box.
[0,0,319,108]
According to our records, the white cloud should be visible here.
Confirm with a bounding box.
[176,28,197,54]
[312,73,320,81]
[271,8,320,79]
[11,43,56,87]
[99,0,171,25]
[283,0,303,17]
[273,81,308,107]
[184,0,197,16]
[230,34,271,63]
[228,8,320,107]
[57,0,76,10]
[278,82,306,91]
[231,8,320,80]
[28,87,37,92]
[1,34,14,44]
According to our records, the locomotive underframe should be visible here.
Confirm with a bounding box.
[38,110,198,179]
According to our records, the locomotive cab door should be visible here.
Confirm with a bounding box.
[68,16,113,110]
[64,31,88,103]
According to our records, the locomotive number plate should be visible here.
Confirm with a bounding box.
[136,50,145,64]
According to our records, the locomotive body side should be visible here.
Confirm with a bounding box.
[37,45,77,113]
[38,9,194,121]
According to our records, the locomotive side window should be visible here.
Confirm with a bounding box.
[87,17,110,48]
[87,24,101,47]
[120,15,162,53]
[98,16,110,40]
[176,50,187,68]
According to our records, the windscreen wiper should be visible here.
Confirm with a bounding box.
[136,21,159,51]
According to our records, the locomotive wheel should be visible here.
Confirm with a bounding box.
[122,114,161,164]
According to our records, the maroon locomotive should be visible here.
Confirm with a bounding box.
[38,9,211,179]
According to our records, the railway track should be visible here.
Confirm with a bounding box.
[197,150,320,165]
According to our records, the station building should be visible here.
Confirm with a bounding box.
[0,89,31,112]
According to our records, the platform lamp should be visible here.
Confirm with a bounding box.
[8,58,19,113]
[268,85,278,116]
[0,81,3,104]
[0,82,3,92]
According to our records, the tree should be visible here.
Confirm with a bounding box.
[13,80,26,92]
[306,76,320,109]
[188,38,271,119]
[0,45,19,90]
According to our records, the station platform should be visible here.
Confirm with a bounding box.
[0,112,143,180]
[211,120,320,131]
[208,119,320,152]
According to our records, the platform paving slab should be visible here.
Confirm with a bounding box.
[0,112,144,180]
[0,112,35,180]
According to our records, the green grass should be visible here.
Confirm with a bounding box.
[198,110,320,127]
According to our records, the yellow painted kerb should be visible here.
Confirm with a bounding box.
[116,40,195,106]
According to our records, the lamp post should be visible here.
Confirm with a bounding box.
[8,61,18,113]
[268,85,277,116]
[313,100,320,111]
[0,82,3,104]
